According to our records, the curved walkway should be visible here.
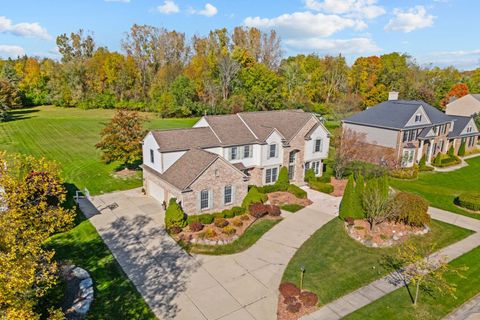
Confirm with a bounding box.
[79,188,340,320]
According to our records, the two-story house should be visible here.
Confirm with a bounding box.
[141,110,330,214]
[342,93,479,167]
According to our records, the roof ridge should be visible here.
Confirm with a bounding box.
[202,117,223,144]
[236,113,258,139]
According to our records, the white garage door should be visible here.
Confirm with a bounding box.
[148,180,165,203]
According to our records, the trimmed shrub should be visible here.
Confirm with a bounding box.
[200,228,217,239]
[266,205,281,216]
[242,186,268,208]
[355,174,365,197]
[169,226,182,234]
[258,184,281,194]
[283,295,298,305]
[249,203,269,218]
[317,174,331,183]
[339,176,362,220]
[189,221,204,232]
[287,184,308,199]
[394,192,430,227]
[240,214,250,221]
[419,164,434,172]
[419,154,427,167]
[304,168,316,182]
[223,209,235,219]
[309,180,334,194]
[458,141,466,156]
[214,212,225,219]
[279,282,301,297]
[448,145,455,157]
[232,218,243,227]
[389,166,418,180]
[214,218,229,228]
[299,291,318,307]
[165,198,187,229]
[231,206,246,216]
[198,214,214,225]
[286,303,301,314]
[281,204,304,213]
[275,166,290,191]
[187,215,199,225]
[455,192,480,211]
[222,225,236,235]
[433,153,443,166]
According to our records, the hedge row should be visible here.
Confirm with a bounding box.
[187,206,246,225]
[309,180,334,194]
[455,192,480,211]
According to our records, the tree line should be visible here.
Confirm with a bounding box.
[1,25,480,120]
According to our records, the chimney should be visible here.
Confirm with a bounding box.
[388,91,399,101]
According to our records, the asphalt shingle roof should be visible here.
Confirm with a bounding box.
[151,127,220,152]
[448,115,474,138]
[343,100,452,129]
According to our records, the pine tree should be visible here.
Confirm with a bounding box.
[340,175,364,220]
[458,141,466,156]
[275,166,290,191]
[165,198,186,229]
[448,145,455,157]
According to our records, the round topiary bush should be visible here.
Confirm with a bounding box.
[299,291,318,307]
[214,217,229,228]
[279,282,301,298]
[222,225,236,235]
[286,302,301,313]
[455,192,480,211]
[189,221,204,232]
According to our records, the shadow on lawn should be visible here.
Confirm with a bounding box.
[6,108,40,122]
[78,195,196,319]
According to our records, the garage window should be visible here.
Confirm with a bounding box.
[150,149,154,163]
[200,189,209,210]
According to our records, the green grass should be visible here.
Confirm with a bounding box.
[344,245,480,320]
[281,203,305,213]
[282,218,472,305]
[188,219,281,255]
[390,157,480,220]
[0,106,197,195]
[46,219,156,319]
[0,106,198,318]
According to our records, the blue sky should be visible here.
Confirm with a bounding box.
[1,0,479,69]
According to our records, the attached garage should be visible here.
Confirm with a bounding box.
[147,180,165,203]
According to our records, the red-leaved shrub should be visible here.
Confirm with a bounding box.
[249,203,268,218]
[286,302,301,313]
[299,291,318,307]
[189,221,204,232]
[279,282,301,297]
[283,295,297,305]
[267,205,281,216]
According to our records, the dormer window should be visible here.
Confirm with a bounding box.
[150,149,154,163]
[268,144,277,158]
[415,114,422,122]
[467,126,473,133]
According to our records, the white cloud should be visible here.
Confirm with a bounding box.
[419,49,480,70]
[244,11,366,38]
[0,16,51,40]
[0,45,25,58]
[156,0,180,14]
[285,37,380,54]
[305,0,385,19]
[385,6,435,33]
[195,3,218,17]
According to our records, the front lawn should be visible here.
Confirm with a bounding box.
[282,218,472,305]
[344,245,480,320]
[390,157,480,220]
[187,219,281,255]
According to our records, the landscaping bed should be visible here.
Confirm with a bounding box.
[345,219,429,248]
[277,283,318,320]
[268,191,312,207]
[330,177,347,196]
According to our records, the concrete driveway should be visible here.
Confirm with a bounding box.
[79,188,340,320]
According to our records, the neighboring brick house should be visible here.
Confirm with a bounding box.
[141,110,330,214]
[342,94,479,168]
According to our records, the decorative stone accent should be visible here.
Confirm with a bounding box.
[63,265,94,319]
[193,234,240,246]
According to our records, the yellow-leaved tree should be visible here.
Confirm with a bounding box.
[0,152,75,319]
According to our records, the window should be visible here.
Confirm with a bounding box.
[469,137,475,147]
[304,162,310,175]
[229,147,238,160]
[439,140,445,152]
[224,185,232,204]
[314,139,323,153]
[200,189,209,210]
[415,114,422,122]
[243,145,251,158]
[149,149,154,163]
[467,126,473,133]
[265,167,278,184]
[268,144,277,158]
[289,151,296,164]
[311,161,320,175]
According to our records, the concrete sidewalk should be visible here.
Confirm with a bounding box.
[302,207,480,320]
[79,188,340,320]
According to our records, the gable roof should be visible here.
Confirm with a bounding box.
[237,110,314,142]
[448,115,478,138]
[343,100,452,130]
[150,127,220,152]
[472,94,480,102]
[203,114,258,146]
[160,148,219,190]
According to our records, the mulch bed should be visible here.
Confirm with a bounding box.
[277,283,319,320]
[268,192,312,207]
[111,168,138,179]
[346,219,429,247]
[330,178,348,197]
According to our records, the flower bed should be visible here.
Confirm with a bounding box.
[267,191,312,207]
[277,282,318,320]
[345,219,429,248]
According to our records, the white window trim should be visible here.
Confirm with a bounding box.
[149,149,154,163]
[265,167,279,184]
[224,185,233,205]
[268,144,277,159]
[200,189,210,210]
[314,138,323,153]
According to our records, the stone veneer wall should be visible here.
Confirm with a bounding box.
[182,158,248,215]
[282,117,319,185]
